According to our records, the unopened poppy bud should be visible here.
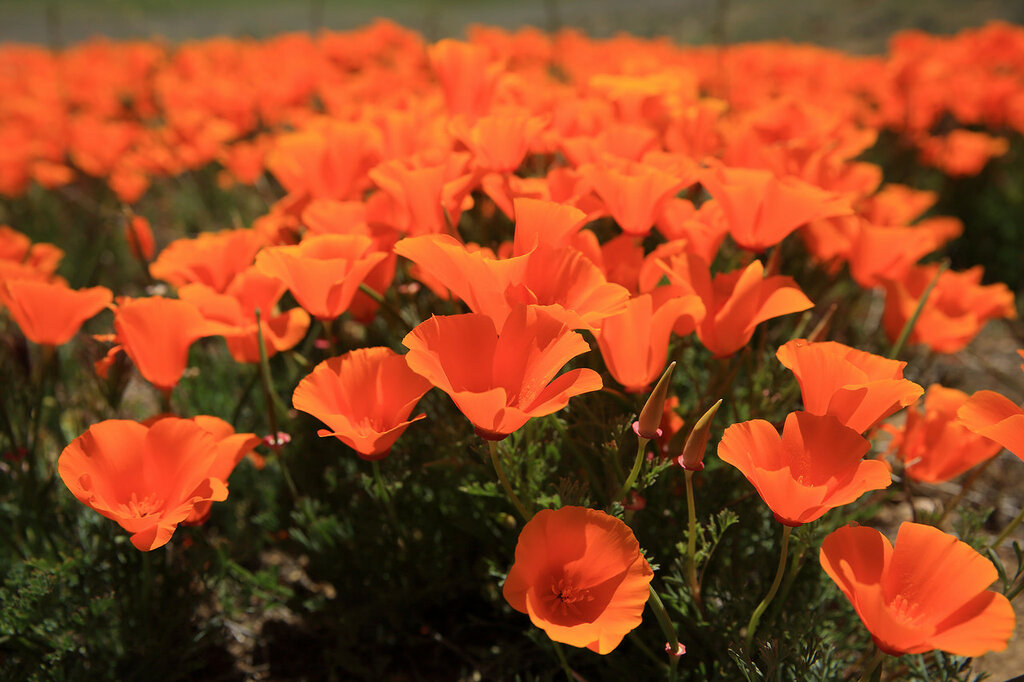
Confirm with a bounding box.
[635,362,676,440]
[677,399,722,471]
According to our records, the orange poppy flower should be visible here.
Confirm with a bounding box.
[820,522,1015,656]
[427,39,502,118]
[149,228,265,293]
[367,151,475,237]
[108,296,227,392]
[265,121,381,203]
[0,279,112,346]
[58,417,231,551]
[578,156,690,236]
[958,388,1024,461]
[402,305,602,440]
[502,506,654,654]
[885,384,1002,483]
[657,253,813,358]
[0,225,63,280]
[699,165,851,252]
[449,107,547,173]
[776,339,923,434]
[254,234,389,321]
[918,129,1009,177]
[395,234,629,331]
[177,268,310,364]
[292,347,432,460]
[595,289,704,393]
[883,264,1017,354]
[717,411,891,526]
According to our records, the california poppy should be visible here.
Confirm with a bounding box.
[58,417,231,551]
[656,253,813,358]
[149,228,265,293]
[820,522,1015,656]
[292,347,432,459]
[254,234,388,320]
[885,384,1002,483]
[595,289,704,393]
[776,339,923,434]
[698,164,851,252]
[717,411,890,526]
[108,296,228,392]
[402,304,602,440]
[177,267,310,364]
[883,264,1016,354]
[0,279,112,346]
[958,387,1024,461]
[502,506,654,654]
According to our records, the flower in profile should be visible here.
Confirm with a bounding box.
[292,347,432,460]
[656,252,813,358]
[254,234,388,321]
[0,279,112,346]
[149,228,265,293]
[402,304,602,440]
[177,267,310,364]
[776,339,923,434]
[58,417,231,551]
[883,264,1016,354]
[106,296,228,393]
[502,506,653,654]
[717,411,890,526]
[886,384,1002,483]
[820,522,1015,656]
[957,386,1024,461]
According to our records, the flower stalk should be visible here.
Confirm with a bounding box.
[745,524,793,654]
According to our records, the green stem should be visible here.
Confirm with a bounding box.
[611,436,649,506]
[745,524,792,655]
[487,440,530,521]
[647,584,682,681]
[255,309,298,500]
[358,283,415,333]
[991,505,1024,551]
[857,647,886,682]
[551,641,574,682]
[889,259,948,359]
[684,470,704,614]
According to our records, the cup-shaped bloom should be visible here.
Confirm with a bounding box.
[718,411,891,526]
[887,384,1002,483]
[659,253,813,358]
[776,339,923,434]
[883,264,1017,354]
[292,347,432,460]
[595,290,704,393]
[958,388,1024,461]
[58,418,231,551]
[449,108,547,173]
[820,522,1015,656]
[699,165,851,252]
[149,228,265,293]
[178,268,310,364]
[111,296,228,392]
[0,279,112,346]
[402,305,602,440]
[254,234,388,320]
[502,506,654,654]
[579,157,690,236]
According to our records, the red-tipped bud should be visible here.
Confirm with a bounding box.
[677,399,722,472]
[635,362,676,440]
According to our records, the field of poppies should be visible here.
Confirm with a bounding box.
[2,17,1024,681]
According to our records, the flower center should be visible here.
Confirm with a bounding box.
[121,491,164,518]
[550,576,592,612]
[888,594,924,627]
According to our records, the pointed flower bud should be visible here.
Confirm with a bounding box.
[677,399,722,472]
[634,362,676,440]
